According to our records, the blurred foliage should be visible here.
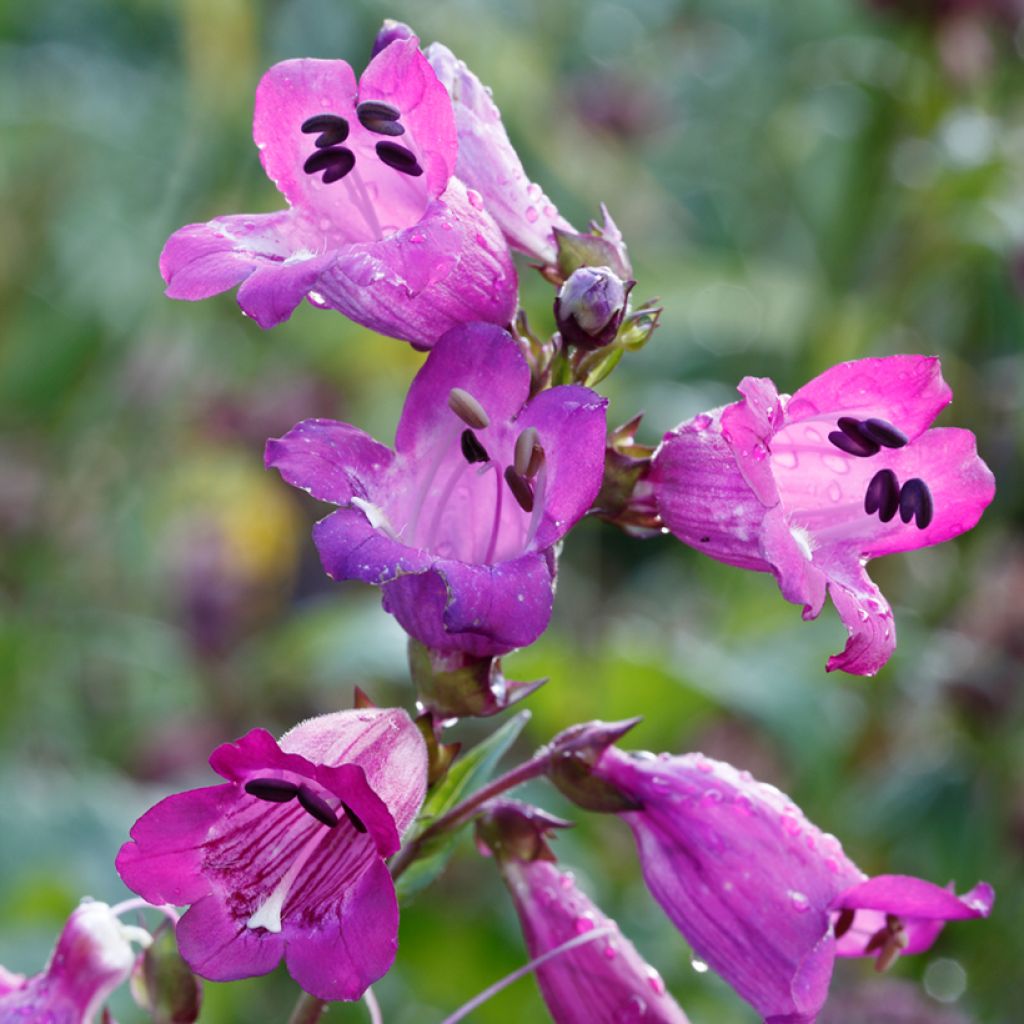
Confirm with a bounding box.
[1,0,1021,1022]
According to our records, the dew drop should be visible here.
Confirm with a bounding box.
[789,890,811,913]
[700,788,723,808]
[615,994,648,1021]
[822,453,851,475]
[691,958,709,973]
[781,814,802,837]
[735,794,754,816]
[560,872,575,890]
[825,856,841,874]
[527,182,542,200]
[410,233,425,244]
[574,913,597,934]
[646,967,666,997]
[603,942,618,960]
[773,449,798,469]
[467,188,484,210]
[525,205,540,223]
[826,481,843,503]
[695,756,714,774]
[544,203,557,218]
[474,233,488,246]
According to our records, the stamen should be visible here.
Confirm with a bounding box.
[829,418,881,458]
[864,468,900,523]
[833,907,855,939]
[504,466,534,513]
[861,418,908,449]
[300,114,350,148]
[461,429,490,465]
[303,147,356,184]
[526,445,546,481]
[357,100,405,137]
[375,141,423,177]
[448,387,490,429]
[342,802,368,834]
[244,778,299,803]
[870,915,909,973]
[898,478,934,530]
[296,784,339,828]
[514,427,540,478]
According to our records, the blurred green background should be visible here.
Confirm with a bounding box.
[1,0,1021,1021]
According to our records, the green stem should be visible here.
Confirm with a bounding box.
[389,750,553,881]
[287,992,326,1024]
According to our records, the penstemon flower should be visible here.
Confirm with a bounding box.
[476,801,692,1024]
[573,745,993,1024]
[648,355,995,674]
[0,899,152,1023]
[160,36,517,347]
[116,708,426,1001]
[266,321,607,656]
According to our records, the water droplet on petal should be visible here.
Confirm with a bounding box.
[615,995,648,1021]
[691,958,709,973]
[527,182,542,200]
[700,788,723,808]
[560,872,575,890]
[544,203,557,218]
[789,890,811,913]
[826,481,843,503]
[603,942,618,960]
[735,794,754,816]
[574,913,597,934]
[467,188,484,210]
[695,756,714,774]
[781,814,802,836]
[646,967,666,996]
[410,233,425,243]
[773,449,798,469]
[525,205,539,223]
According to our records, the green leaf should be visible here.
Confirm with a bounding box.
[583,346,624,387]
[395,711,530,901]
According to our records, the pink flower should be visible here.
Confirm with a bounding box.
[160,36,517,347]
[649,355,995,674]
[116,709,426,1001]
[477,801,691,1024]
[0,900,151,1023]
[590,747,993,1024]
[266,322,607,656]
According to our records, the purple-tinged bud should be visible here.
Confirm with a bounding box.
[415,711,462,786]
[371,18,416,57]
[555,266,632,352]
[408,639,547,719]
[477,801,691,1024]
[0,899,152,1023]
[593,413,661,535]
[546,719,643,812]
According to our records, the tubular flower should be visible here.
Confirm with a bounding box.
[590,747,993,1024]
[477,801,691,1024]
[648,355,995,675]
[373,20,572,264]
[266,322,607,656]
[0,899,151,1023]
[116,709,426,1002]
[160,36,517,347]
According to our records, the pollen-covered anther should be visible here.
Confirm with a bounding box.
[828,417,881,458]
[342,802,368,834]
[296,784,339,828]
[244,777,300,802]
[460,428,489,464]
[300,113,350,148]
[898,477,934,530]
[864,468,900,522]
[357,100,405,137]
[514,426,545,479]
[303,147,356,183]
[448,386,490,429]
[504,466,535,513]
[866,914,909,973]
[375,140,423,177]
[832,907,855,939]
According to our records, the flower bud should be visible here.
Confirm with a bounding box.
[554,266,632,351]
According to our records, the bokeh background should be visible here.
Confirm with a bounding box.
[1,0,1022,1020]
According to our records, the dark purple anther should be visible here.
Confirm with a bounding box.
[296,784,339,827]
[342,802,368,834]
[303,147,356,184]
[244,777,299,803]
[504,466,534,513]
[357,100,406,137]
[833,907,855,939]
[899,478,934,530]
[861,418,909,449]
[460,429,489,464]
[828,425,881,458]
[864,468,900,523]
[375,141,423,177]
[300,113,350,148]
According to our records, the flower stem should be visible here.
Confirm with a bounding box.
[287,992,327,1024]
[389,751,553,881]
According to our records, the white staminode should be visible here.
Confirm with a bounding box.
[247,829,328,934]
[352,496,400,540]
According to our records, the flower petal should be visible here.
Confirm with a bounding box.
[514,384,608,549]
[357,36,456,199]
[425,41,572,263]
[236,251,336,328]
[283,857,398,1002]
[820,558,895,676]
[177,894,285,982]
[253,58,359,212]
[785,355,951,440]
[265,418,395,507]
[380,550,555,656]
[314,179,518,348]
[313,506,433,586]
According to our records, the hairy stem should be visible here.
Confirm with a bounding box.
[287,992,327,1024]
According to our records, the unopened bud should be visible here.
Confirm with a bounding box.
[554,266,632,352]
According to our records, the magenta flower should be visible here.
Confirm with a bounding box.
[477,802,691,1024]
[591,747,993,1024]
[266,322,607,656]
[116,708,426,1001]
[160,36,517,348]
[0,899,151,1023]
[649,355,995,675]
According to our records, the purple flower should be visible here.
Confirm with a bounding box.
[116,708,426,1001]
[160,36,517,347]
[591,747,993,1024]
[649,355,995,675]
[266,322,607,656]
[0,900,151,1023]
[477,802,691,1024]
